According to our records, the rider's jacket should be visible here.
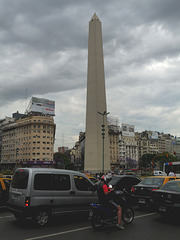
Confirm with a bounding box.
[97,182,109,204]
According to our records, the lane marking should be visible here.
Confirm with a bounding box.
[24,212,157,240]
[0,215,13,219]
[24,226,91,240]
[134,212,157,219]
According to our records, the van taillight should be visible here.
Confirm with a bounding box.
[131,187,135,193]
[25,197,30,207]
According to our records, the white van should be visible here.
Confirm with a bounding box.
[7,168,98,226]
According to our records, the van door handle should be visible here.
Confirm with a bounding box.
[70,191,75,195]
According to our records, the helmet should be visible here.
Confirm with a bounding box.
[101,175,107,181]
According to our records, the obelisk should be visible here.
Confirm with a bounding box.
[84,13,110,172]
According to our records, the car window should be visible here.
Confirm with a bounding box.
[12,171,29,189]
[141,178,164,186]
[89,177,98,184]
[74,175,93,191]
[161,181,180,192]
[169,178,175,181]
[34,174,52,190]
[52,174,70,190]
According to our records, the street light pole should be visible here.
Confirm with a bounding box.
[98,111,110,173]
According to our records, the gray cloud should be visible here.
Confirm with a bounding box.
[1,0,180,149]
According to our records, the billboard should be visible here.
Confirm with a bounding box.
[148,131,158,139]
[28,97,55,116]
[122,123,135,137]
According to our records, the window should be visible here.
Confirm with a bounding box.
[52,174,70,190]
[34,174,52,190]
[34,174,71,191]
[11,170,29,189]
[74,175,93,191]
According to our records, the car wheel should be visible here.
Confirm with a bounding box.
[14,213,25,222]
[34,208,50,226]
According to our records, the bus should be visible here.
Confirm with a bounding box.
[163,161,180,177]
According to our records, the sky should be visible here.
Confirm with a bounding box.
[1,0,180,151]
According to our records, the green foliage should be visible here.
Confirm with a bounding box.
[139,154,156,168]
[139,153,178,170]
[53,152,75,170]
[0,169,14,175]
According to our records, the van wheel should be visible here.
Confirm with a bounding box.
[34,209,50,226]
[14,213,25,222]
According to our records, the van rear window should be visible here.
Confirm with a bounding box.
[11,171,29,189]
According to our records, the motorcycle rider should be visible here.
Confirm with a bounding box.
[97,176,125,230]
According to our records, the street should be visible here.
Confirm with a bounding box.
[0,206,180,240]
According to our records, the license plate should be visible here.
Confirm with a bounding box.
[139,199,145,204]
[159,206,166,212]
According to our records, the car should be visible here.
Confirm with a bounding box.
[153,171,166,176]
[0,177,12,206]
[86,175,99,184]
[7,168,98,226]
[108,175,141,193]
[152,179,180,216]
[131,176,179,208]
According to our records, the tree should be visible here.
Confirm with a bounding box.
[139,152,178,171]
[126,157,138,169]
[153,152,178,170]
[139,154,156,169]
[54,152,72,169]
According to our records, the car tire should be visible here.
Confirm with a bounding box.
[33,208,51,226]
[14,212,25,222]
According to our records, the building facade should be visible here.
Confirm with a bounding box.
[1,115,56,166]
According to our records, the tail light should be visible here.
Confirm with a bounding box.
[131,187,135,193]
[25,197,30,207]
[152,188,158,191]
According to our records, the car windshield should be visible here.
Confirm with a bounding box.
[160,181,180,192]
[141,178,164,186]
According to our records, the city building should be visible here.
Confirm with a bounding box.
[1,97,56,169]
[0,117,15,162]
[108,124,120,170]
[1,115,56,167]
[58,146,69,154]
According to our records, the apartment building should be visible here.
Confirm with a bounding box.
[1,115,56,165]
[109,125,120,169]
[119,134,139,169]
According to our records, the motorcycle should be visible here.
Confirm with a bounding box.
[89,188,134,229]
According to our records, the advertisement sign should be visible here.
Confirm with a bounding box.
[122,123,135,137]
[148,131,158,139]
[28,97,55,116]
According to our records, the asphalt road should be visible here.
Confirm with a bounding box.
[0,206,180,240]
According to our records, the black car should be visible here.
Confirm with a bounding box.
[152,179,180,216]
[108,175,141,194]
[131,176,177,208]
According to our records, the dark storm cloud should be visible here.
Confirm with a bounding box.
[1,0,180,147]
